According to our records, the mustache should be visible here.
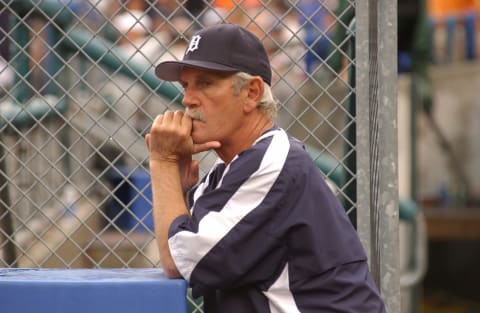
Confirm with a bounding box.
[185,109,206,122]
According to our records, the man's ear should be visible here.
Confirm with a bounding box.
[243,77,264,113]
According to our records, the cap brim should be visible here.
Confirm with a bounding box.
[155,60,239,82]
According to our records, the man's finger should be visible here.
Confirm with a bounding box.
[193,141,221,154]
[181,111,192,134]
[190,160,199,181]
[173,110,184,124]
[152,114,163,127]
[145,133,151,150]
[162,111,174,123]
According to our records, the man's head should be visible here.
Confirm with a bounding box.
[154,24,276,154]
[154,23,272,86]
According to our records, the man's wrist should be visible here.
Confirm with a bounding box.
[150,154,180,164]
[149,157,181,170]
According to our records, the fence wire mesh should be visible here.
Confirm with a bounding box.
[1,0,362,310]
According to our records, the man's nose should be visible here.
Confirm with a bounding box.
[182,90,198,108]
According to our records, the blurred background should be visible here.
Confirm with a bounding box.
[398,1,480,312]
[0,1,479,312]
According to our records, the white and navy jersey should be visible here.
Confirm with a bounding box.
[168,127,385,313]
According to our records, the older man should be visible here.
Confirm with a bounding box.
[146,23,385,313]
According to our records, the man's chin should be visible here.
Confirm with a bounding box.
[191,133,204,145]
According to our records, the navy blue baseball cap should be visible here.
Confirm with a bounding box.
[155,23,272,85]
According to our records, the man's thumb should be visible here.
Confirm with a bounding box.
[193,141,221,154]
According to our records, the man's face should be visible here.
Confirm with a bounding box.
[179,67,244,145]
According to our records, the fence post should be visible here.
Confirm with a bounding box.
[0,141,16,267]
[356,1,400,312]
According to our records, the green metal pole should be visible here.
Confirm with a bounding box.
[0,97,69,128]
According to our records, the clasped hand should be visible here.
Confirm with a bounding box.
[145,110,220,192]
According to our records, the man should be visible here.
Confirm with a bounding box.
[146,23,385,313]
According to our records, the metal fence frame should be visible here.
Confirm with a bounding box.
[356,1,399,312]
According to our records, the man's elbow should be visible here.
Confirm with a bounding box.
[161,260,182,279]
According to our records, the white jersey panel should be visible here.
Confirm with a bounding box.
[264,263,301,313]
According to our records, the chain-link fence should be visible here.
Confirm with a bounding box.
[0,0,399,312]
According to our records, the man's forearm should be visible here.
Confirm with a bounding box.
[150,160,189,278]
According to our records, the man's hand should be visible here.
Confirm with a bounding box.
[145,110,220,191]
[146,110,221,161]
[146,110,194,163]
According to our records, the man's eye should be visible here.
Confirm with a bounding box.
[198,80,211,87]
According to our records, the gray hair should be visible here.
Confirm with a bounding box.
[232,72,278,121]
